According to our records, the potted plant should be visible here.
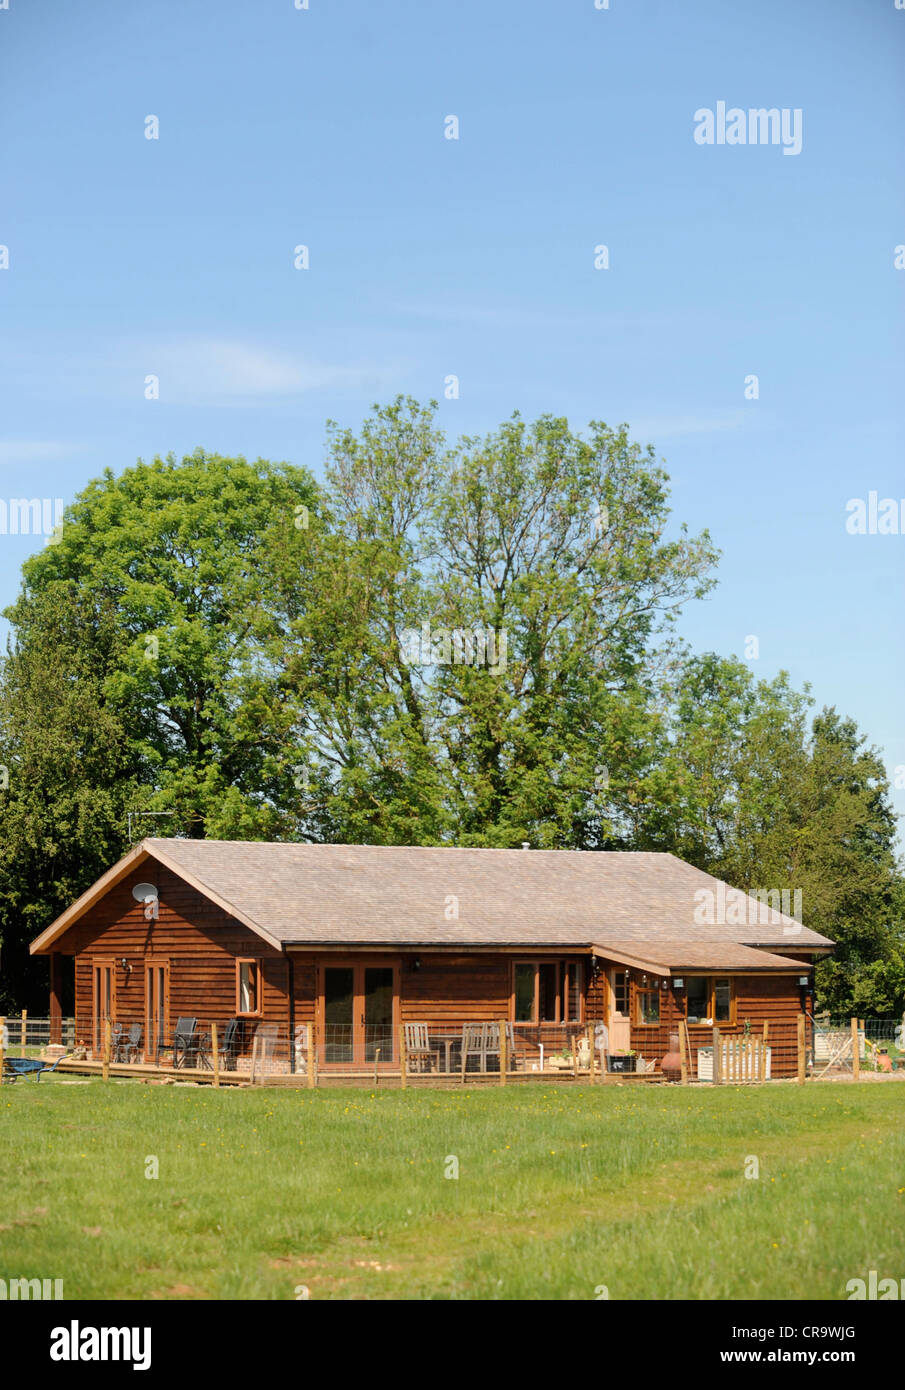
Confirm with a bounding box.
[608,1050,636,1074]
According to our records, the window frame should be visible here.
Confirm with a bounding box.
[236,957,264,1019]
[684,975,736,1027]
[635,985,661,1027]
[511,959,585,1024]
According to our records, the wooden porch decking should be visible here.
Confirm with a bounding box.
[46,1058,665,1087]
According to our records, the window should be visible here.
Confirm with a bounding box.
[514,964,535,1022]
[537,963,557,1022]
[686,977,709,1024]
[613,971,629,1016]
[713,978,732,1023]
[636,987,660,1025]
[565,963,584,1021]
[513,961,584,1023]
[685,976,734,1025]
[236,958,262,1017]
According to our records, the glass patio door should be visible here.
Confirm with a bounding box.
[145,962,169,1062]
[321,963,398,1066]
[92,961,116,1054]
[323,966,355,1063]
[363,966,394,1063]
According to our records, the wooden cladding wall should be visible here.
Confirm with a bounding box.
[626,973,804,1078]
[288,953,590,1023]
[400,955,510,1022]
[289,952,511,1022]
[62,864,289,1045]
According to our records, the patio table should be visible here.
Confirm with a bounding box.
[428,1032,463,1073]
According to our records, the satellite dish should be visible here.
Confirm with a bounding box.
[132,883,158,903]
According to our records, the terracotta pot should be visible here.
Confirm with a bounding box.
[660,1032,683,1081]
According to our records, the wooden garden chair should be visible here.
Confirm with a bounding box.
[460,1023,484,1078]
[460,1022,512,1077]
[403,1022,436,1074]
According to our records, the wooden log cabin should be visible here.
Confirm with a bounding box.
[29,839,834,1078]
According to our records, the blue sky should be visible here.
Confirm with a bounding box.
[1,0,903,838]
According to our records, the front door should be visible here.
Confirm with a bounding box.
[145,961,169,1062]
[91,959,116,1055]
[319,962,398,1066]
[608,968,632,1052]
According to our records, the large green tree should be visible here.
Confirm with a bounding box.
[0,406,901,1016]
[6,448,320,841]
[0,585,138,1009]
[631,654,905,1014]
[286,399,718,847]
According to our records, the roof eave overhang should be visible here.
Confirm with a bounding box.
[30,843,153,954]
[29,839,284,956]
[743,943,834,955]
[284,941,599,955]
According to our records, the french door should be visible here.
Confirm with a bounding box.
[91,960,116,1054]
[145,961,169,1062]
[318,961,399,1066]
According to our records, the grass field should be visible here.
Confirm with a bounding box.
[2,1077,903,1300]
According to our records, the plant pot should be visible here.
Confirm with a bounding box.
[608,1056,635,1073]
[661,1032,683,1081]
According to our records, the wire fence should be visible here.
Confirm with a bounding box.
[7,1012,902,1086]
[811,1015,904,1075]
[0,1016,77,1053]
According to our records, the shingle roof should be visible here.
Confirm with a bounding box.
[119,839,831,969]
[601,941,807,971]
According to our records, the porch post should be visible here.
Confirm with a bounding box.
[49,954,62,1045]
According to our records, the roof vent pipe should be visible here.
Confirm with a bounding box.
[521,842,530,850]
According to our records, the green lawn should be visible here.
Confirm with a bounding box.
[1,1077,903,1300]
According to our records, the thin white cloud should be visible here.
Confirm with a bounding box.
[629,412,750,442]
[133,337,400,405]
[0,440,74,466]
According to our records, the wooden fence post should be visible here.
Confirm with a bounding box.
[306,1022,315,1090]
[851,1017,860,1082]
[678,1019,688,1084]
[586,1024,596,1083]
[249,1035,259,1085]
[103,1018,111,1082]
[211,1022,220,1089]
[499,1021,508,1086]
[399,1024,407,1089]
[712,1027,721,1085]
[797,1014,806,1084]
[20,1009,27,1058]
[760,1022,768,1083]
